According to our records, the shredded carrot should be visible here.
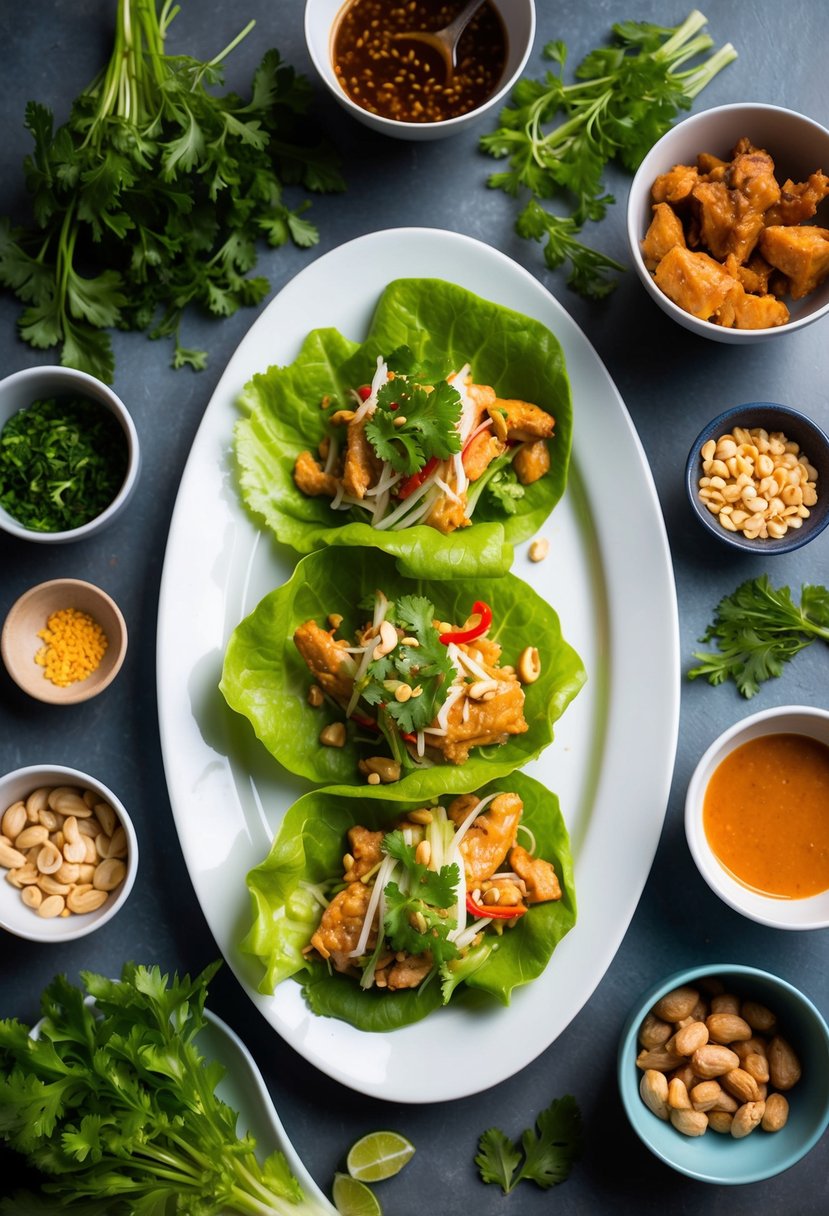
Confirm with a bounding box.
[34,608,108,686]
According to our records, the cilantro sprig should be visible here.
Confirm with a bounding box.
[364,348,462,475]
[358,595,456,734]
[381,831,460,967]
[0,962,322,1214]
[0,2,343,381]
[688,576,829,698]
[476,1095,583,1194]
[481,10,737,298]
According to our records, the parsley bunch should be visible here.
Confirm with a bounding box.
[688,575,829,698]
[0,0,344,382]
[481,9,737,298]
[476,1094,583,1193]
[358,595,456,737]
[0,962,324,1215]
[364,347,462,475]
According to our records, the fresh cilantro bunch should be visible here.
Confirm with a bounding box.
[0,1,344,382]
[0,961,323,1214]
[364,346,462,475]
[688,575,829,698]
[359,595,456,736]
[481,10,737,298]
[382,831,460,966]
[476,1095,583,1194]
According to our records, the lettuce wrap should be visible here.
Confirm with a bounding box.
[240,772,577,1031]
[233,278,572,580]
[219,547,586,800]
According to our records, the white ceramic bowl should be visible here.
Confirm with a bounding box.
[1,578,128,705]
[685,706,829,929]
[0,764,138,942]
[304,0,535,141]
[0,365,140,542]
[627,103,829,343]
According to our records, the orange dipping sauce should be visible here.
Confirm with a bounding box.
[703,733,829,899]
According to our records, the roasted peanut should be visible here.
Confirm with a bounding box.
[743,1052,770,1084]
[66,886,109,915]
[669,1108,708,1137]
[639,1070,669,1120]
[672,1020,709,1056]
[761,1092,790,1132]
[638,1012,673,1050]
[636,1046,682,1073]
[1,802,27,840]
[653,986,700,1023]
[710,993,740,1016]
[731,1101,765,1139]
[768,1035,802,1090]
[37,894,66,918]
[14,824,49,850]
[722,1067,761,1104]
[689,1080,724,1112]
[741,1001,777,1034]
[0,841,27,870]
[708,1110,734,1134]
[667,1078,691,1110]
[93,858,127,892]
[319,722,347,748]
[706,1012,753,1044]
[691,1043,741,1079]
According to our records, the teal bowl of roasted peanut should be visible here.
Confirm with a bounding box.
[0,365,140,543]
[618,964,829,1183]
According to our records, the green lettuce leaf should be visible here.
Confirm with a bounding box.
[241,771,577,1030]
[233,278,572,579]
[219,547,586,798]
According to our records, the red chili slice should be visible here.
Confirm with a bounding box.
[439,600,493,645]
[357,384,372,401]
[465,893,527,920]
[397,456,439,500]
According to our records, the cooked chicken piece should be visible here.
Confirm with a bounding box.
[691,145,780,264]
[376,952,434,990]
[697,151,729,178]
[293,449,339,497]
[653,245,739,321]
[513,439,550,485]
[424,489,470,532]
[463,429,505,481]
[717,283,789,329]
[466,380,497,414]
[760,225,829,299]
[431,679,527,765]
[640,201,687,270]
[447,791,523,885]
[764,172,829,226]
[310,882,375,972]
[344,825,385,881]
[497,398,555,442]
[342,418,382,500]
[293,620,356,704]
[509,844,562,903]
[651,163,700,205]
[724,253,773,296]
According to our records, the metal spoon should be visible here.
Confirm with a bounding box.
[391,0,488,82]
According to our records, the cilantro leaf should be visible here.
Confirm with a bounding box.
[365,371,462,474]
[381,832,460,966]
[688,576,829,698]
[476,1095,583,1193]
[482,12,737,297]
[358,596,455,735]
[0,6,343,381]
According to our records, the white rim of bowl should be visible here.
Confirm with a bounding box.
[0,365,140,543]
[684,705,829,929]
[0,763,138,941]
[626,102,829,338]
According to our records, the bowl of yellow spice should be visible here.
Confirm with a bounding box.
[1,578,127,705]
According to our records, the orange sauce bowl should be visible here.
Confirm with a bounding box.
[685,705,829,929]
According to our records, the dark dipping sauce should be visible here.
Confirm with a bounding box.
[332,0,507,124]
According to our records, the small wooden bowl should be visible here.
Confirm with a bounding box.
[1,579,127,705]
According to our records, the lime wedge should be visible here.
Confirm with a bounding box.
[332,1172,382,1216]
[346,1130,416,1182]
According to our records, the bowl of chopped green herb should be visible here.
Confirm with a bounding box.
[0,365,139,542]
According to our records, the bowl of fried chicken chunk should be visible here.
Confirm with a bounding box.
[627,103,829,342]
